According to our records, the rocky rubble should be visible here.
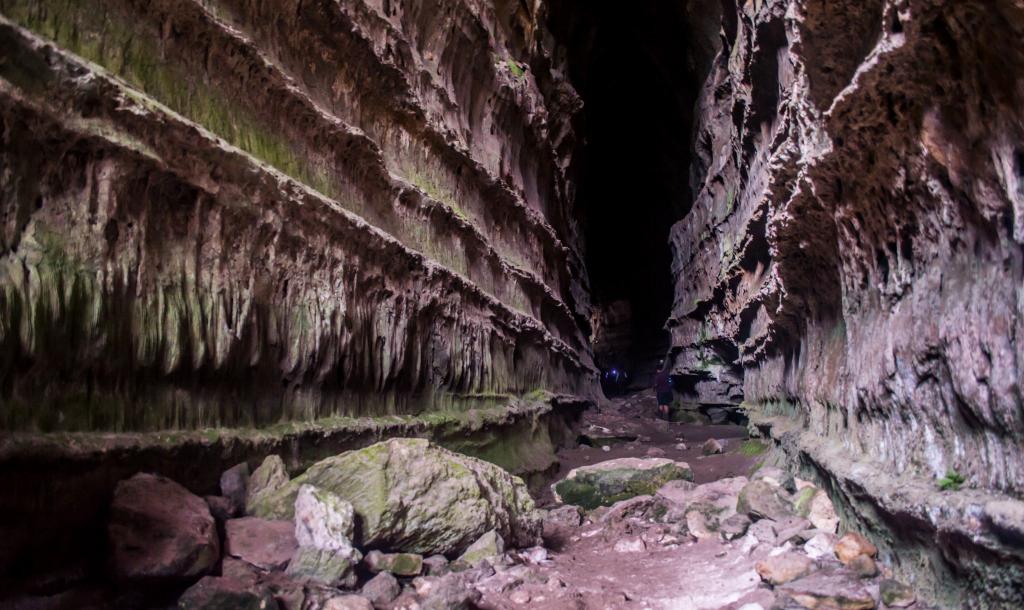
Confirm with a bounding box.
[99,439,557,609]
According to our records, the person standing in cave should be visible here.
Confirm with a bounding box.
[654,362,673,421]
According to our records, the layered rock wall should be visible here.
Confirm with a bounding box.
[669,0,1024,604]
[0,0,597,431]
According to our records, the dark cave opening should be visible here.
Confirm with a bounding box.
[548,1,715,388]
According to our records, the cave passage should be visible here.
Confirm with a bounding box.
[549,0,705,384]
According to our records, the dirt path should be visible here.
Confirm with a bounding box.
[475,392,775,610]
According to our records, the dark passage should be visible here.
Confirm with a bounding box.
[548,0,714,389]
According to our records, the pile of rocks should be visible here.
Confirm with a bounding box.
[106,438,545,610]
[544,458,923,609]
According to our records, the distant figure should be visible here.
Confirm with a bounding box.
[654,361,673,420]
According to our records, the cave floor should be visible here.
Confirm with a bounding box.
[478,393,774,610]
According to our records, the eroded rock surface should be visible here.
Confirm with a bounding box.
[664,0,1024,604]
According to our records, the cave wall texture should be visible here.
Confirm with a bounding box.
[2,0,1024,605]
[0,0,599,431]
[667,0,1024,605]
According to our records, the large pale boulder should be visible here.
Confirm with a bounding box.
[737,480,795,522]
[294,485,357,556]
[108,473,219,581]
[249,438,539,555]
[553,457,693,510]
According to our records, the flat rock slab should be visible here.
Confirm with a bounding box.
[225,517,297,571]
[108,473,219,582]
[779,568,876,610]
[176,576,277,610]
[553,457,693,510]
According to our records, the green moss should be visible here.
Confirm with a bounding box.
[793,486,817,517]
[738,439,768,457]
[5,0,342,204]
[555,464,693,510]
[938,469,966,491]
[505,59,526,80]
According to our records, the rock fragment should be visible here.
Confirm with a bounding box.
[176,576,278,610]
[220,462,251,517]
[364,550,423,576]
[834,532,877,565]
[361,572,400,607]
[246,455,289,515]
[225,517,297,571]
[880,578,916,607]
[702,438,724,455]
[755,552,814,585]
[454,530,504,569]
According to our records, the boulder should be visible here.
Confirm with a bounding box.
[361,572,400,607]
[205,495,236,523]
[806,490,840,534]
[601,495,683,525]
[544,505,583,528]
[553,457,693,510]
[417,573,483,610]
[657,476,747,521]
[294,484,357,556]
[249,439,539,555]
[778,569,875,610]
[755,552,814,586]
[220,462,250,516]
[364,550,423,576]
[752,466,797,493]
[737,480,795,522]
[285,546,359,588]
[849,554,878,578]
[834,532,877,565]
[803,532,837,560]
[720,513,752,540]
[176,576,278,610]
[686,510,716,540]
[702,438,724,455]
[880,578,916,608]
[453,530,504,569]
[221,557,260,583]
[225,517,297,571]
[323,595,374,610]
[772,516,813,545]
[422,554,450,576]
[108,473,219,582]
[246,456,289,515]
